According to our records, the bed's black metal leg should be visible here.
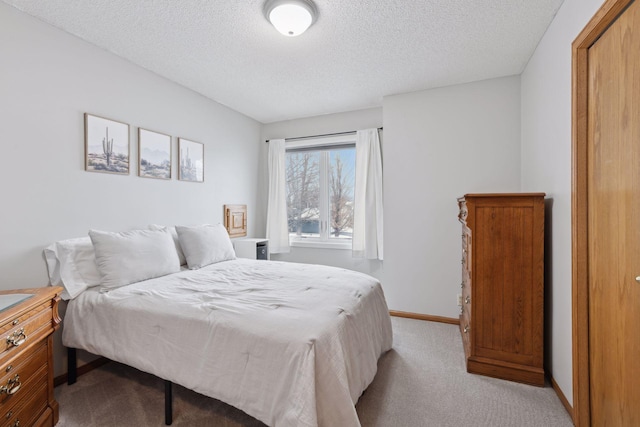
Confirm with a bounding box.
[67,347,77,385]
[165,380,173,425]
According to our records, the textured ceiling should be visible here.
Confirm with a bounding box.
[3,0,565,123]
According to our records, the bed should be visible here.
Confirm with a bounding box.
[46,224,392,427]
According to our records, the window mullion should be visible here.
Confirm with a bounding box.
[319,151,329,241]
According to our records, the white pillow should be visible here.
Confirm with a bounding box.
[89,228,181,290]
[175,224,236,269]
[148,224,187,266]
[44,237,102,300]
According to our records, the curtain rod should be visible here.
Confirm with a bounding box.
[265,127,383,143]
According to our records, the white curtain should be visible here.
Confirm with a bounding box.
[353,129,384,260]
[266,139,290,253]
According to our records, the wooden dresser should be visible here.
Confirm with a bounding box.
[457,193,545,386]
[0,287,62,426]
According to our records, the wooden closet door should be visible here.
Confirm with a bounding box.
[587,0,640,424]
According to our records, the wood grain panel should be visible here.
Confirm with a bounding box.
[503,208,517,355]
[587,1,640,424]
[572,1,636,424]
[476,206,535,360]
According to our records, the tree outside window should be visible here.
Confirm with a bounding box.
[286,146,355,242]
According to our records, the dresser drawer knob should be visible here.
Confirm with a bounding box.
[11,319,19,326]
[0,374,21,395]
[465,295,471,304]
[6,329,26,348]
[464,325,470,333]
[10,419,19,427]
[5,411,12,419]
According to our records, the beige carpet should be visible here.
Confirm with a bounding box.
[55,317,573,426]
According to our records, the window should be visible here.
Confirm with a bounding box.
[285,138,355,247]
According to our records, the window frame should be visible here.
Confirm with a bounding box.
[285,135,356,250]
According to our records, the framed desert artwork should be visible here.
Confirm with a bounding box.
[85,113,130,174]
[138,128,171,180]
[178,138,204,182]
[224,204,247,237]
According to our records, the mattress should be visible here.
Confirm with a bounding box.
[62,258,393,427]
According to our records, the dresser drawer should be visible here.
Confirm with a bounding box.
[0,367,48,422]
[0,341,48,406]
[461,264,471,289]
[0,304,53,364]
[32,407,53,427]
[459,308,471,358]
[2,379,48,427]
[461,287,471,319]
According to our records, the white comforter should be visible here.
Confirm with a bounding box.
[63,259,393,427]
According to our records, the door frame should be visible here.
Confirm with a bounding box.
[571,0,635,425]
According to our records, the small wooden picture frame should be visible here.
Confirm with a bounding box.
[224,204,247,238]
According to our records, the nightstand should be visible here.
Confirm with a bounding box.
[233,238,269,260]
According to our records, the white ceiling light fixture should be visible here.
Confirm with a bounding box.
[264,0,318,37]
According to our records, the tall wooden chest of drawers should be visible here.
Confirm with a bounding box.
[457,194,545,386]
[0,287,62,426]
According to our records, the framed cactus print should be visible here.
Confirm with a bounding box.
[138,128,171,179]
[84,113,130,175]
[178,138,204,182]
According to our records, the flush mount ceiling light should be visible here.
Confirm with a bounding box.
[264,0,318,37]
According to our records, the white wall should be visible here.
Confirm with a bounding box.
[383,76,522,317]
[0,3,262,375]
[260,108,384,278]
[262,77,521,319]
[520,0,605,407]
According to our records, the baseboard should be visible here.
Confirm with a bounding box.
[549,374,574,421]
[54,357,110,387]
[389,310,459,325]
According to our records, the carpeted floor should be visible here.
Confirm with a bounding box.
[55,317,573,426]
